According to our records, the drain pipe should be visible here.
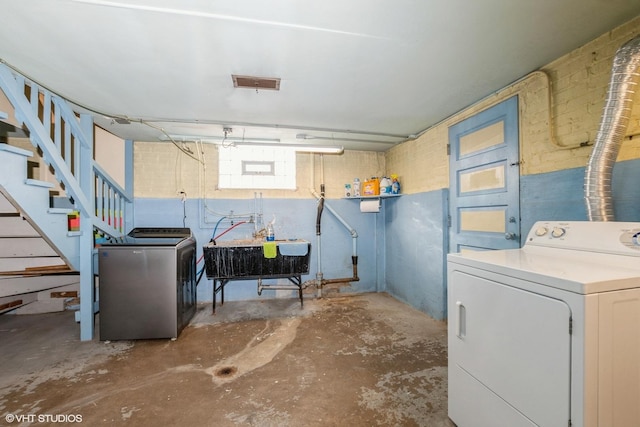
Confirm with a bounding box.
[315,182,324,297]
[311,188,359,288]
[310,154,359,297]
[584,35,640,221]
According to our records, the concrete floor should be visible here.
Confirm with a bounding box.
[0,293,453,426]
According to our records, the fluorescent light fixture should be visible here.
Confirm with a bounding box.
[296,133,404,145]
[159,135,343,153]
[289,145,344,154]
[234,142,344,154]
[160,134,280,144]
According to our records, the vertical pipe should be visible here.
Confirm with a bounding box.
[316,182,325,297]
[254,191,258,236]
[309,153,323,296]
[124,139,134,233]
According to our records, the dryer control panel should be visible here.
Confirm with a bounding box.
[526,221,640,255]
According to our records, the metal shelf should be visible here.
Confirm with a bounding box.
[344,194,401,200]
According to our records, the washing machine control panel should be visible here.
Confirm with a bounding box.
[526,221,640,255]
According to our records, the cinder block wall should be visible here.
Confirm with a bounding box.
[134,142,386,200]
[387,15,640,190]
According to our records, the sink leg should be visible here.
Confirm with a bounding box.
[212,280,217,314]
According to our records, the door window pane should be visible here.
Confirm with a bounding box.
[459,121,504,156]
[460,209,506,233]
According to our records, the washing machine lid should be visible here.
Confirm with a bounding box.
[100,227,193,247]
[104,236,189,246]
[127,227,192,239]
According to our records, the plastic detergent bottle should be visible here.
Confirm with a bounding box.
[266,215,276,241]
[391,174,401,194]
[380,177,392,194]
[344,183,352,198]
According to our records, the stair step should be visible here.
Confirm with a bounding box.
[0,143,33,158]
[24,178,54,189]
[0,273,79,298]
[0,237,58,257]
[0,257,66,271]
[0,216,40,237]
[50,196,74,210]
[0,293,37,314]
[1,282,79,314]
[47,207,74,214]
[0,263,72,276]
[0,196,18,214]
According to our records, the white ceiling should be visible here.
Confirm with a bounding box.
[1,0,640,152]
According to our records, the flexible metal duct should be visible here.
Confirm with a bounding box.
[585,35,640,221]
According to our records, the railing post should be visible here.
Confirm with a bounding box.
[79,114,95,341]
[124,139,134,233]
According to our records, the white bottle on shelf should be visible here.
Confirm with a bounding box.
[353,178,361,197]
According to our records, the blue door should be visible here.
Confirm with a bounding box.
[448,96,520,252]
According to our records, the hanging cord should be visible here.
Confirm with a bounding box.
[141,121,204,163]
[221,127,234,148]
[211,220,247,243]
[196,220,248,286]
[210,216,227,243]
[180,191,187,227]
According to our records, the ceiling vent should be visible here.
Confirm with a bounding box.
[232,75,281,91]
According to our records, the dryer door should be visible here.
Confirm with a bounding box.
[448,270,571,427]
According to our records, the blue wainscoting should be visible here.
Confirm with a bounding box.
[384,190,449,321]
[382,158,640,322]
[133,197,383,303]
[520,167,588,240]
[521,158,640,240]
[611,158,640,221]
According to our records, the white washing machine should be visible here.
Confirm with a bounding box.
[447,221,640,427]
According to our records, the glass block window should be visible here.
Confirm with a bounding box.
[218,145,296,189]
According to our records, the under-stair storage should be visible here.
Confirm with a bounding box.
[0,145,80,314]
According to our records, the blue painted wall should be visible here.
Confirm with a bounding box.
[520,158,640,239]
[520,167,588,239]
[383,190,449,321]
[131,159,640,321]
[381,158,640,322]
[133,196,384,303]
